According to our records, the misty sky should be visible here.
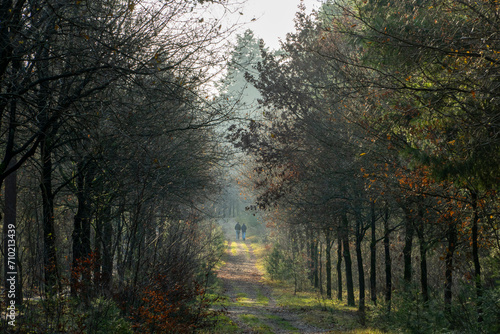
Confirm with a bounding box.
[232,0,322,50]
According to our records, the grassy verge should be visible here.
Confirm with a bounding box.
[249,240,395,333]
[269,282,365,330]
[249,241,268,281]
[265,314,299,332]
[207,226,393,333]
[238,314,274,334]
[256,289,269,306]
[198,314,239,334]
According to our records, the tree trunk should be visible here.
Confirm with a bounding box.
[444,221,456,316]
[356,239,365,311]
[307,228,314,284]
[37,21,60,294]
[132,219,146,290]
[325,228,333,299]
[403,208,414,286]
[101,206,114,294]
[355,209,366,313]
[337,232,343,301]
[40,135,59,294]
[370,201,377,305]
[470,190,483,322]
[383,205,392,306]
[342,213,355,306]
[115,205,126,290]
[314,237,319,289]
[71,159,93,296]
[292,226,300,294]
[416,227,429,303]
[3,58,23,306]
[418,203,430,305]
[319,241,323,295]
[3,159,22,305]
[94,214,102,291]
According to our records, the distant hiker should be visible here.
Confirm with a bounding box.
[241,224,247,240]
[235,222,241,240]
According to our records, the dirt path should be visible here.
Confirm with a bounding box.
[216,219,332,334]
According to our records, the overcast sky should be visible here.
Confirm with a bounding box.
[229,0,322,50]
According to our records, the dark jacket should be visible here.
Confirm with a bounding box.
[235,223,241,231]
[241,224,247,232]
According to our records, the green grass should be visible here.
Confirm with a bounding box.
[205,268,229,307]
[328,330,389,334]
[199,314,239,334]
[256,289,270,306]
[250,242,269,280]
[208,293,231,307]
[233,291,271,308]
[235,292,252,306]
[238,314,274,334]
[248,240,395,333]
[270,283,390,331]
[236,292,247,298]
[264,314,299,332]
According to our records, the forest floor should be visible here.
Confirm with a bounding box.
[209,218,384,334]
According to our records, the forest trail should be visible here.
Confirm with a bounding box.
[216,219,333,334]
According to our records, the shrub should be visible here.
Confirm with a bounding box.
[372,283,500,334]
[84,298,132,334]
[127,274,222,333]
[265,243,309,292]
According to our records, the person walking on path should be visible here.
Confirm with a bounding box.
[241,223,247,241]
[235,222,241,240]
